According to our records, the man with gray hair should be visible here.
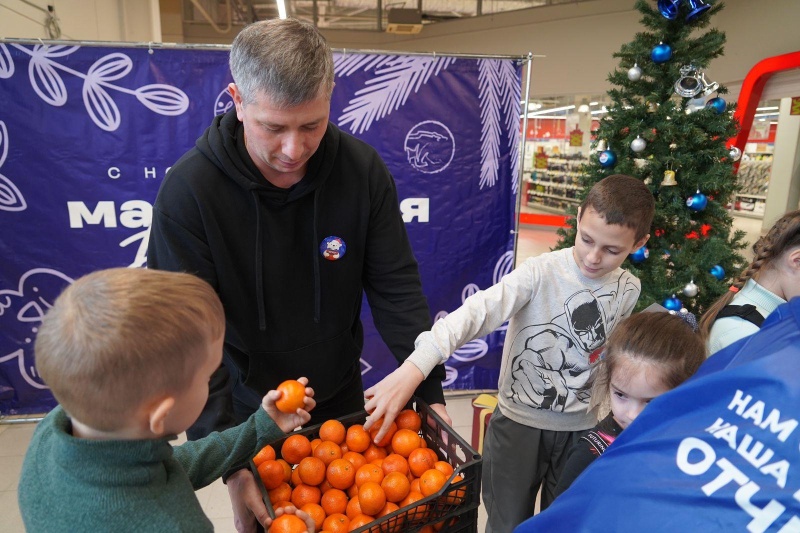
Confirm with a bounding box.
[148,18,449,532]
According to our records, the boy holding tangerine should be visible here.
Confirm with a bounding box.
[365,175,655,532]
[17,268,317,532]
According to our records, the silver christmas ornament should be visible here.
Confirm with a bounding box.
[669,143,678,150]
[683,281,699,298]
[631,135,647,153]
[596,139,608,152]
[729,146,742,161]
[628,64,643,81]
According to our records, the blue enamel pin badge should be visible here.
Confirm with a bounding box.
[320,236,346,261]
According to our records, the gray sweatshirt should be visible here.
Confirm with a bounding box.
[408,247,640,431]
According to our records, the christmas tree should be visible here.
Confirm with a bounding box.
[556,0,747,314]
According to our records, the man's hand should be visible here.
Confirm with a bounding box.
[363,360,426,443]
[226,469,270,533]
[262,376,315,433]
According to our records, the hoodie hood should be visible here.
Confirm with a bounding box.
[196,109,340,328]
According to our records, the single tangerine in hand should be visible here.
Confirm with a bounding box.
[275,379,306,413]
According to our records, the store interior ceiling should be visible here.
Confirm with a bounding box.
[183,0,595,32]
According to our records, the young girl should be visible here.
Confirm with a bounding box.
[553,311,705,498]
[699,209,800,355]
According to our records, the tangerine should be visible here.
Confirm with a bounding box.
[277,459,292,483]
[348,514,375,530]
[321,488,349,516]
[319,419,346,445]
[381,471,410,503]
[408,448,436,478]
[358,481,387,516]
[300,502,326,531]
[395,409,422,432]
[354,463,384,488]
[282,434,312,465]
[268,482,292,505]
[381,454,409,477]
[326,458,356,490]
[314,440,343,466]
[342,451,367,473]
[275,379,307,414]
[444,474,466,505]
[258,460,287,490]
[363,443,388,463]
[253,444,276,466]
[323,513,350,533]
[267,513,308,533]
[433,461,454,478]
[291,484,322,508]
[390,429,421,458]
[297,456,327,486]
[419,469,447,497]
[368,419,397,447]
[345,495,363,520]
[409,478,421,494]
[345,425,371,453]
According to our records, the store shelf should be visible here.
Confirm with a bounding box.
[526,202,571,215]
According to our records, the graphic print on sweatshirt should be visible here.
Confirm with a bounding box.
[506,273,638,411]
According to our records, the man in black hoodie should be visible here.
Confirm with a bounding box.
[147,17,449,532]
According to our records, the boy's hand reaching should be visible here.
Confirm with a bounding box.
[363,361,451,443]
[262,377,315,433]
[262,505,316,532]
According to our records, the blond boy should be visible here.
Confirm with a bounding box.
[18,268,315,532]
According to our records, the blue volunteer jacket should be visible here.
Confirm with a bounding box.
[515,297,800,532]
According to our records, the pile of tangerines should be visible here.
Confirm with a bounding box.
[255,409,466,533]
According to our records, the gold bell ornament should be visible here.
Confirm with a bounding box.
[661,169,678,187]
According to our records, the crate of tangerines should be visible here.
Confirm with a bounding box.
[250,397,481,533]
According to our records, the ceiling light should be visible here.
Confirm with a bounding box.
[756,106,779,111]
[577,99,590,113]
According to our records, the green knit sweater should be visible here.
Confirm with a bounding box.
[18,405,285,532]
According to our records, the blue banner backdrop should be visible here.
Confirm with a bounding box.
[0,42,522,415]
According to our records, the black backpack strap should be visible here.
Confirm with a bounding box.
[715,304,765,327]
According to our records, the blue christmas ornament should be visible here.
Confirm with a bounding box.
[598,149,617,168]
[651,42,673,64]
[686,190,708,211]
[705,97,727,114]
[663,295,682,311]
[710,265,725,280]
[657,0,680,19]
[629,246,649,263]
[685,0,712,21]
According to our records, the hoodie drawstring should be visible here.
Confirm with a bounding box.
[252,190,267,331]
[312,188,321,324]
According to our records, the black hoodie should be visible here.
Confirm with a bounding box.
[148,110,445,417]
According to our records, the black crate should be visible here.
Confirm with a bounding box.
[251,398,481,533]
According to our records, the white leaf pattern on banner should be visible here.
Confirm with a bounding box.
[8,44,189,131]
[0,44,14,79]
[478,59,502,189]
[29,56,67,106]
[0,350,48,390]
[334,53,394,77]
[83,81,121,132]
[337,56,456,134]
[87,53,133,82]
[500,61,522,194]
[0,121,27,212]
[135,85,190,116]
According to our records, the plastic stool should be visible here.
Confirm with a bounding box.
[471,393,497,455]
